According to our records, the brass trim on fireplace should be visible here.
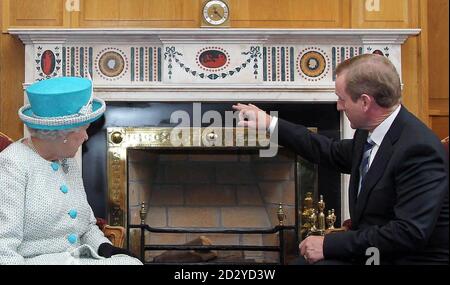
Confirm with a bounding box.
[106,127,271,227]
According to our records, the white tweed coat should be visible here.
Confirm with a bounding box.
[0,141,141,265]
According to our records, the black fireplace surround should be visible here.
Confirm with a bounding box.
[83,102,342,226]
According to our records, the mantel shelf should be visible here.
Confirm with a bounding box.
[9,28,420,45]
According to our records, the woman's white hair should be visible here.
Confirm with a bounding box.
[27,126,83,141]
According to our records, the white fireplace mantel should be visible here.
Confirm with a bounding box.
[10,28,419,103]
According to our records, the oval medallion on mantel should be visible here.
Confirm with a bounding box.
[41,50,56,76]
[199,50,227,69]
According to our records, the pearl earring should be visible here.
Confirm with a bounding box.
[63,139,68,144]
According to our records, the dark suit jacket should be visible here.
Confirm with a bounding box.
[277,106,449,264]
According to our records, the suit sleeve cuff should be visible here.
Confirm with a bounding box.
[268,116,278,135]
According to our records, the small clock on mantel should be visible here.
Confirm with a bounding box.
[201,0,230,27]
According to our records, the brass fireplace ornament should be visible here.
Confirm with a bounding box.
[326,209,336,230]
[111,131,123,144]
[300,192,338,237]
[277,202,286,226]
[300,192,314,237]
[140,202,147,225]
[317,195,326,234]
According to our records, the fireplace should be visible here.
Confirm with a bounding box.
[11,28,418,264]
[126,145,300,264]
[83,101,341,264]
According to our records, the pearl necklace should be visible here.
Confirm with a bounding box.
[26,138,70,174]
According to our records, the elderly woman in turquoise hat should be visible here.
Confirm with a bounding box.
[0,77,142,265]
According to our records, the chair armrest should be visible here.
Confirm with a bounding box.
[0,131,14,152]
[96,217,125,248]
[103,225,126,248]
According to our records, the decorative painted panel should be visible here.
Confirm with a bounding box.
[62,46,93,78]
[34,45,62,81]
[130,47,162,82]
[30,43,402,85]
[366,46,390,57]
[163,45,262,82]
[262,46,295,82]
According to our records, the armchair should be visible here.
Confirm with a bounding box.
[0,132,125,248]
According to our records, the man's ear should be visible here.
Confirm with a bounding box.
[360,94,372,111]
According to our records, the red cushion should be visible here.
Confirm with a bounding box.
[0,132,13,152]
[96,217,107,230]
[342,219,352,230]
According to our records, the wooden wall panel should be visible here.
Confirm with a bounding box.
[401,35,428,122]
[83,0,120,21]
[428,0,449,102]
[0,34,25,140]
[428,0,448,137]
[430,116,449,140]
[351,0,418,28]
[7,0,68,27]
[429,98,449,139]
[428,0,448,100]
[230,0,350,28]
[76,0,199,27]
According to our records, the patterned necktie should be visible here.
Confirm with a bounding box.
[358,138,375,195]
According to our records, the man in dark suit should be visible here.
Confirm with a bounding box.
[233,54,448,265]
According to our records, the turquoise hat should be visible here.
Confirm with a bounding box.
[18,77,106,130]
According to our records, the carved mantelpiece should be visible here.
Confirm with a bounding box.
[10,28,419,102]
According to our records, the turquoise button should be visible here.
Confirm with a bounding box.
[60,185,69,194]
[51,162,59,171]
[68,234,77,244]
[68,209,77,219]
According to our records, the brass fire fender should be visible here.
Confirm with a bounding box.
[107,127,271,228]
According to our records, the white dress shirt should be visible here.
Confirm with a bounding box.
[366,104,401,168]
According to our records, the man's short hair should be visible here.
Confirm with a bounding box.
[336,54,401,108]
